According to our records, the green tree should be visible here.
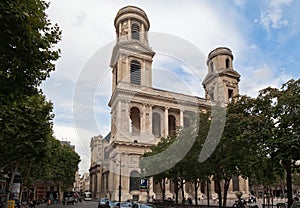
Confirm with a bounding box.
[0,0,61,205]
[0,0,61,98]
[255,79,300,207]
[37,138,80,201]
[0,93,54,205]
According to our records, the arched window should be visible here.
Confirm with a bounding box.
[183,117,190,128]
[168,115,176,136]
[131,23,140,40]
[129,171,140,191]
[232,176,239,191]
[115,65,118,86]
[130,60,141,85]
[226,58,230,69]
[130,107,140,135]
[210,62,214,72]
[152,112,161,136]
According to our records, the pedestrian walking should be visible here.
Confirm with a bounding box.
[47,199,51,207]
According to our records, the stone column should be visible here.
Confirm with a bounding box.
[148,105,152,135]
[164,107,169,136]
[117,101,122,137]
[141,23,145,43]
[125,101,130,136]
[126,57,129,83]
[180,110,184,127]
[142,104,146,135]
[142,61,146,86]
[128,19,131,39]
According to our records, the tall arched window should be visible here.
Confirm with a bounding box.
[232,176,239,191]
[210,62,214,72]
[183,117,190,128]
[130,60,141,85]
[226,58,230,69]
[131,23,140,40]
[115,65,118,86]
[168,115,176,136]
[152,112,161,136]
[129,171,140,191]
[130,107,140,135]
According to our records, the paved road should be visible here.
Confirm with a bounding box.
[36,200,98,208]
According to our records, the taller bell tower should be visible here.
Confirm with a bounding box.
[110,6,155,93]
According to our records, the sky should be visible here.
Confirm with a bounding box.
[42,0,300,174]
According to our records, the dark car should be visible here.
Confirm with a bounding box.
[98,198,109,208]
[62,196,75,205]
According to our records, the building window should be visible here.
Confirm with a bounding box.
[129,171,140,191]
[210,62,214,72]
[131,23,140,40]
[228,89,233,102]
[130,107,140,135]
[232,176,239,191]
[226,58,230,69]
[210,92,214,101]
[152,112,161,136]
[183,117,190,128]
[115,65,118,85]
[130,60,141,85]
[168,115,176,136]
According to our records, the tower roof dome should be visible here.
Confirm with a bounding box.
[114,5,150,31]
[208,47,233,61]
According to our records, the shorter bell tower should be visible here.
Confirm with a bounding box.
[203,47,240,103]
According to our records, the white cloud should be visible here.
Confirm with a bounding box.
[260,0,293,31]
[53,124,102,174]
[240,64,293,97]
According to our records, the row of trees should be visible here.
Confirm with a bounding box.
[0,0,80,206]
[141,79,300,208]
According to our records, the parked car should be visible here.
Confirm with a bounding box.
[110,202,132,208]
[62,196,75,205]
[132,203,156,208]
[98,198,110,208]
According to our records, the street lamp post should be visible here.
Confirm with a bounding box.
[113,156,123,203]
[118,159,121,203]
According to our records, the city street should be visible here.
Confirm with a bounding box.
[36,201,98,208]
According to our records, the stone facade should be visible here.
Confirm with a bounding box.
[89,5,248,202]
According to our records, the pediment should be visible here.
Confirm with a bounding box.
[119,41,155,55]
[110,41,155,66]
[220,69,241,79]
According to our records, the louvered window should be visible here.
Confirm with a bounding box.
[130,60,141,85]
[132,23,140,40]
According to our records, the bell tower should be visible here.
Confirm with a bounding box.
[110,6,155,93]
[202,47,240,103]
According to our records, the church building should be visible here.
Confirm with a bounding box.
[89,5,247,202]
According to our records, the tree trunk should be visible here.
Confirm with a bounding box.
[285,163,293,208]
[194,181,198,205]
[207,179,210,206]
[222,178,230,207]
[216,180,223,208]
[5,163,18,208]
[174,180,179,204]
[159,179,166,201]
[181,179,185,203]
